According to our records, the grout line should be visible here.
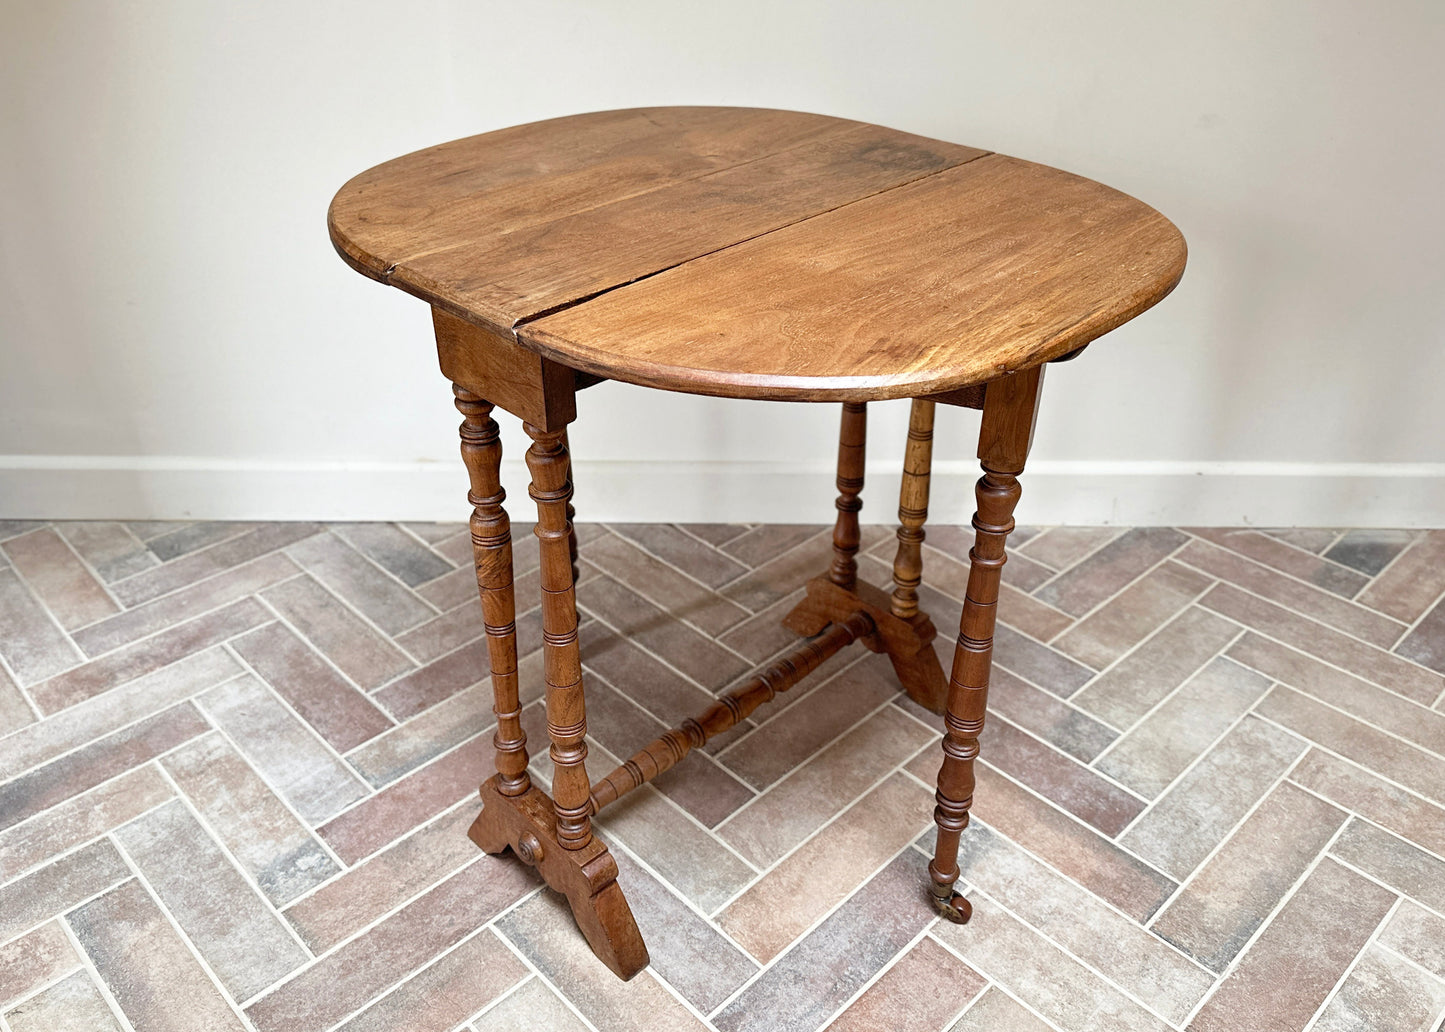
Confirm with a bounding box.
[106,834,260,1030]
[1299,894,1404,1031]
[1086,627,1249,765]
[56,910,141,1032]
[488,926,603,1032]
[1177,818,1355,1027]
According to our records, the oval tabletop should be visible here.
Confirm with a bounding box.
[329,106,1186,402]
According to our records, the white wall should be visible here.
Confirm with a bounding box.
[2,0,1442,525]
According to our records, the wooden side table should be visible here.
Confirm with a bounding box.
[329,107,1186,980]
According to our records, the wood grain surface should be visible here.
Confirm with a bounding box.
[330,106,1185,401]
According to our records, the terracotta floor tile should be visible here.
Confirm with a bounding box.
[1200,582,1442,704]
[334,929,527,1032]
[68,881,242,1032]
[286,532,436,635]
[1151,781,1346,972]
[947,986,1057,1032]
[1311,945,1445,1032]
[0,664,34,736]
[72,553,299,657]
[718,773,932,962]
[111,523,321,607]
[944,717,1145,836]
[247,859,537,1032]
[317,737,493,864]
[969,765,1176,922]
[234,622,393,753]
[161,731,340,906]
[0,568,83,686]
[472,977,591,1032]
[345,682,491,788]
[1018,526,1120,570]
[1231,632,1445,756]
[145,521,259,562]
[586,529,750,636]
[115,798,308,999]
[719,704,934,866]
[580,622,720,729]
[284,804,481,953]
[0,839,131,943]
[1357,529,1445,623]
[611,847,758,1014]
[984,666,1118,763]
[1053,560,1212,670]
[716,652,898,789]
[679,522,753,548]
[1289,747,1445,858]
[1121,715,1307,880]
[5,968,125,1032]
[932,894,1172,1032]
[720,524,825,567]
[1329,818,1445,912]
[0,648,238,780]
[721,532,839,615]
[1396,595,1445,678]
[1257,685,1445,807]
[828,931,985,1032]
[598,781,757,915]
[198,674,368,824]
[1176,538,1406,647]
[330,522,456,587]
[579,574,752,692]
[717,585,809,663]
[1184,527,1367,597]
[0,765,171,882]
[0,703,208,834]
[1186,858,1395,1032]
[992,625,1094,696]
[1034,528,1187,617]
[713,851,937,1032]
[1323,528,1418,575]
[1094,657,1270,798]
[1261,527,1342,554]
[610,523,750,587]
[31,598,268,714]
[262,575,414,692]
[497,890,709,1032]
[54,522,157,583]
[1070,606,1241,729]
[1378,901,1445,980]
[394,597,486,663]
[0,921,79,1010]
[2,528,118,630]
[954,824,1212,1025]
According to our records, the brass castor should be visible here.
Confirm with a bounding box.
[930,889,973,924]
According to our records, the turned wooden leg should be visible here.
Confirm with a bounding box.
[454,388,530,800]
[929,367,1044,921]
[829,401,867,590]
[891,398,935,620]
[524,423,593,851]
[560,427,580,583]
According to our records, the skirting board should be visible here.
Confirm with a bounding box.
[2,457,1444,527]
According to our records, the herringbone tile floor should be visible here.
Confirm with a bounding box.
[2,518,1444,1032]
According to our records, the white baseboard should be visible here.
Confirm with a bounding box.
[2,456,1443,527]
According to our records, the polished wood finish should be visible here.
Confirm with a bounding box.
[333,107,1185,980]
[927,367,1045,922]
[589,610,873,813]
[330,108,985,341]
[891,398,935,621]
[828,402,867,591]
[454,388,530,797]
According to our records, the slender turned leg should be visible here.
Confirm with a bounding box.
[524,423,593,851]
[891,399,936,620]
[829,402,867,590]
[454,388,530,797]
[560,427,580,583]
[929,367,1044,921]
